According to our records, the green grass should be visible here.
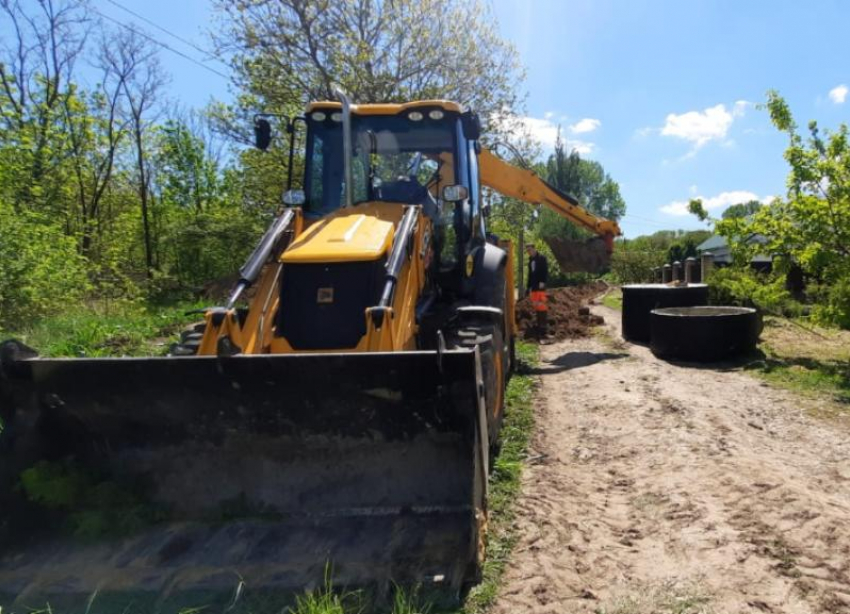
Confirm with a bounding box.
[459,341,538,614]
[287,567,362,614]
[601,288,622,311]
[757,359,849,404]
[595,579,713,614]
[744,317,850,415]
[747,353,850,408]
[1,300,205,357]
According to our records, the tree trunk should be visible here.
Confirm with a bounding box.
[134,126,154,279]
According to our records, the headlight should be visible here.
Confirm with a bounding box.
[428,109,444,120]
[408,111,424,122]
[311,112,326,121]
[331,112,342,122]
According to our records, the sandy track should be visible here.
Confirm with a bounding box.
[492,303,850,614]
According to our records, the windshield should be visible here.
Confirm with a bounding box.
[303,112,457,216]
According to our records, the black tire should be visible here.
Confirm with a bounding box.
[170,322,206,356]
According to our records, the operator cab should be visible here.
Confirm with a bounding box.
[304,106,454,219]
[255,100,489,291]
[298,102,486,275]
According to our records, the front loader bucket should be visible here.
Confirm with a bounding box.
[0,342,488,612]
[544,235,611,273]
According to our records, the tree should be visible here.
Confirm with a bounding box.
[156,118,221,215]
[0,0,89,213]
[690,91,850,327]
[63,41,131,256]
[607,229,710,284]
[667,236,699,264]
[151,115,262,287]
[0,200,89,324]
[610,239,661,284]
[101,28,167,279]
[212,0,524,146]
[721,199,763,220]
[537,132,625,241]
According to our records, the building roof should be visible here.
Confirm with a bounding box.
[697,234,773,264]
[697,235,727,252]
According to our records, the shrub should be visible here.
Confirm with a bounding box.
[0,204,89,328]
[812,276,850,329]
[707,267,793,314]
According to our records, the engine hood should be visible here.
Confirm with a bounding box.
[282,202,407,263]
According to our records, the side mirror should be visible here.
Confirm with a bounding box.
[442,184,469,202]
[482,201,492,218]
[461,111,481,141]
[283,189,306,206]
[254,118,272,151]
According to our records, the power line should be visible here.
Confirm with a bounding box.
[622,213,679,229]
[103,0,225,66]
[91,6,231,81]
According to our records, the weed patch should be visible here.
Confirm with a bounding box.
[287,567,362,614]
[745,317,850,414]
[595,579,713,614]
[3,301,205,358]
[19,461,164,539]
[602,288,623,311]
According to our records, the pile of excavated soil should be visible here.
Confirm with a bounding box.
[517,281,607,340]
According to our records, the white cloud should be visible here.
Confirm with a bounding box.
[732,100,750,117]
[829,84,848,104]
[660,190,770,216]
[515,115,561,147]
[491,111,595,155]
[661,104,736,149]
[569,118,601,134]
[569,141,595,155]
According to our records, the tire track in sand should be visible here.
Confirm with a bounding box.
[491,303,850,614]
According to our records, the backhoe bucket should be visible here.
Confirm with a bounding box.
[544,235,611,273]
[0,342,488,612]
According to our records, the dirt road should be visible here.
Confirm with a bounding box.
[492,302,850,614]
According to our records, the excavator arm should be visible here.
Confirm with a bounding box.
[479,147,622,255]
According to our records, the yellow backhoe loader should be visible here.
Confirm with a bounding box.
[0,94,620,611]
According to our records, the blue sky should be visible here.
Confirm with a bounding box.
[91,0,850,237]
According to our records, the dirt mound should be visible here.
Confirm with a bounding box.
[517,281,607,340]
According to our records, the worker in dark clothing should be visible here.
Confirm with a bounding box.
[525,244,549,337]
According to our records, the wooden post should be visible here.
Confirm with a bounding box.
[672,261,682,282]
[685,257,699,283]
[701,253,714,281]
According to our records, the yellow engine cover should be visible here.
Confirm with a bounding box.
[282,203,405,263]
